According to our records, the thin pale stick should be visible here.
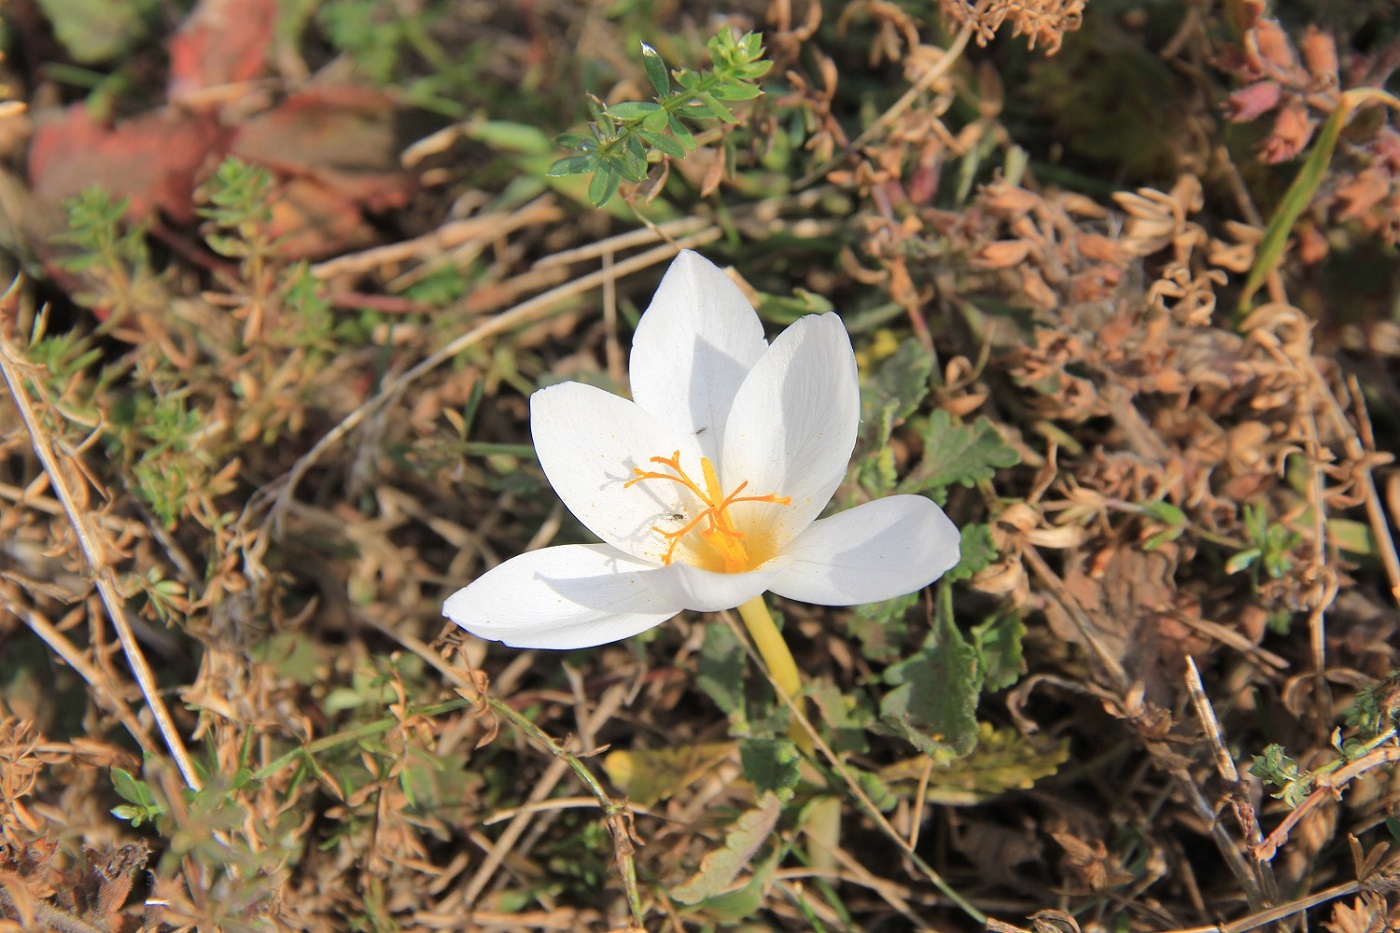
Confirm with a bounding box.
[0,337,202,790]
[9,604,160,759]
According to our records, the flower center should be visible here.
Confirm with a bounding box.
[624,450,791,573]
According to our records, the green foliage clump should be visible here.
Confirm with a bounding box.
[548,31,771,205]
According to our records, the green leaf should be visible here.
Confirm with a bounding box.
[641,42,671,96]
[672,793,782,905]
[546,155,594,177]
[852,449,896,498]
[639,130,686,159]
[855,338,934,497]
[698,92,736,123]
[1225,547,1261,575]
[606,100,662,121]
[604,743,735,807]
[880,722,1070,804]
[36,0,151,63]
[898,410,1020,503]
[712,81,764,101]
[848,591,917,663]
[587,163,618,206]
[806,682,872,755]
[687,852,778,921]
[1250,744,1313,808]
[876,606,980,760]
[697,623,746,717]
[850,767,899,812]
[945,524,997,583]
[110,766,164,827]
[866,338,934,431]
[111,766,148,805]
[668,114,697,152]
[739,738,801,801]
[1239,95,1351,312]
[641,108,671,134]
[462,119,556,155]
[970,610,1025,692]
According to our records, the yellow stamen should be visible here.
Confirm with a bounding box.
[624,450,791,573]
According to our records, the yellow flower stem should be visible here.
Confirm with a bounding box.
[736,596,839,872]
[736,595,813,755]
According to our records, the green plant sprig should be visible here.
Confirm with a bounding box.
[548,30,771,206]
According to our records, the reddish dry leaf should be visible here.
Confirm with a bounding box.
[229,87,421,211]
[1228,80,1282,122]
[1300,26,1339,86]
[1336,169,1391,222]
[168,0,279,101]
[266,176,381,260]
[1252,17,1298,74]
[1261,101,1317,163]
[28,104,227,223]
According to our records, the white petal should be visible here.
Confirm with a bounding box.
[769,496,960,605]
[648,556,792,612]
[719,313,860,546]
[531,382,705,563]
[443,544,682,649]
[628,251,768,462]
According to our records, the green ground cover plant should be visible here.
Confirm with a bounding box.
[1,0,1399,930]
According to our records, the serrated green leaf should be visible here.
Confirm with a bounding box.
[854,446,898,497]
[848,591,917,663]
[946,523,997,583]
[604,743,735,806]
[641,42,671,96]
[851,767,899,812]
[864,338,934,436]
[806,682,872,755]
[971,610,1025,692]
[855,338,934,498]
[877,607,980,760]
[739,738,801,801]
[697,623,746,717]
[880,722,1070,804]
[546,155,595,177]
[898,410,1020,503]
[672,794,782,905]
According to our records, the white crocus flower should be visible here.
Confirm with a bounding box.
[444,251,960,650]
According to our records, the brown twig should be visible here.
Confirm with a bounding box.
[1253,744,1400,860]
[794,20,975,189]
[8,604,160,760]
[1185,658,1278,904]
[250,229,722,534]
